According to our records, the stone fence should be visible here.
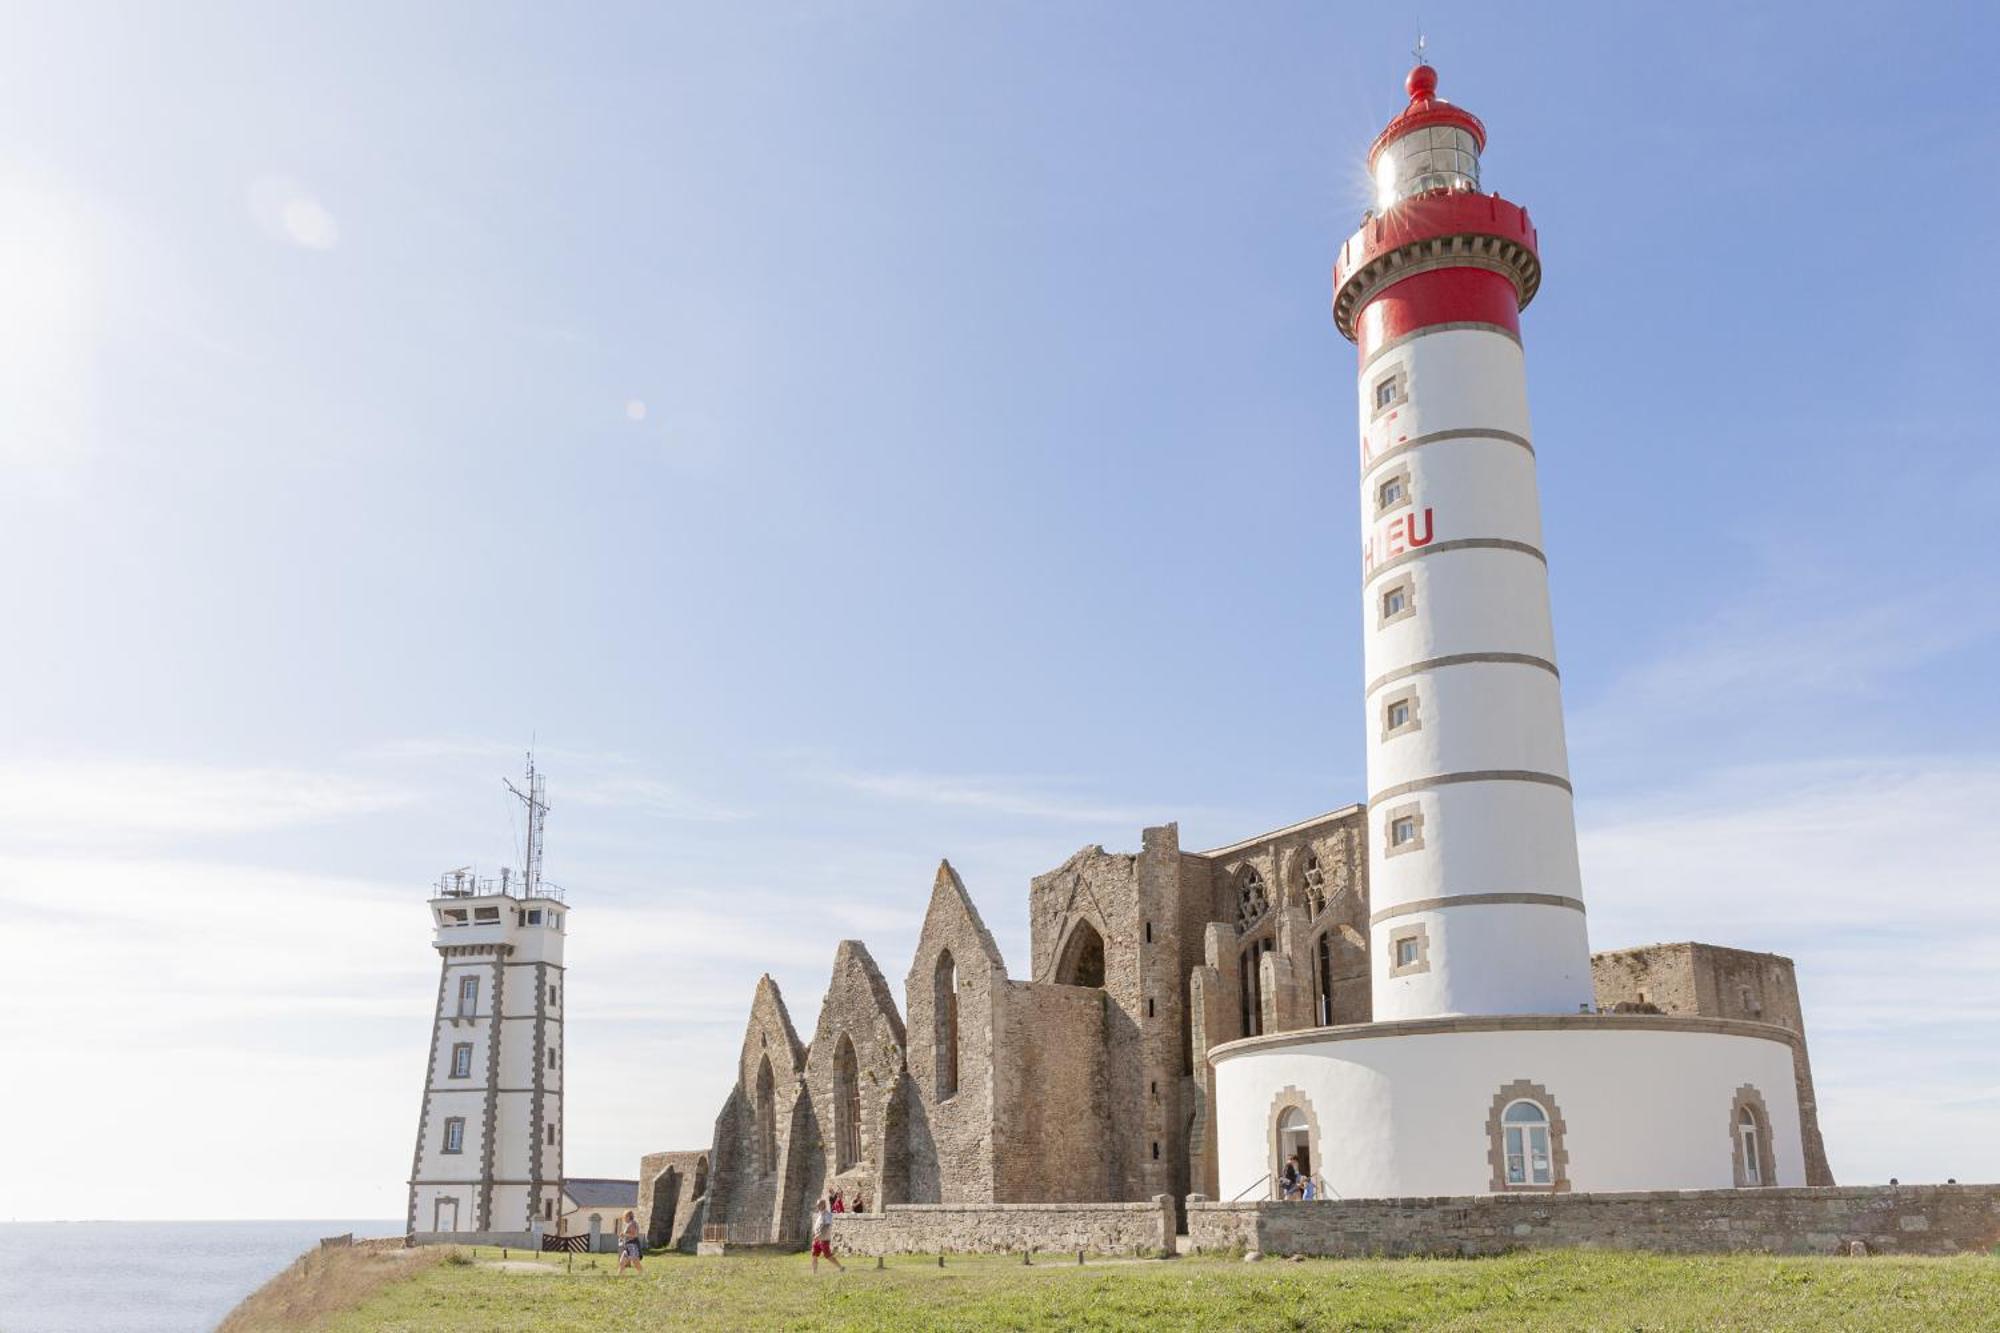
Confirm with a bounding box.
[829,1198,1176,1257]
[1187,1184,2000,1258]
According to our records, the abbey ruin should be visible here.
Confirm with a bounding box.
[640,806,1833,1249]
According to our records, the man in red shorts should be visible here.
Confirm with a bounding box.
[810,1196,844,1272]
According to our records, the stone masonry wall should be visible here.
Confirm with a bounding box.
[1186,1185,2000,1258]
[636,1149,709,1250]
[802,941,907,1212]
[992,979,1109,1201]
[829,1197,1176,1257]
[901,863,1006,1204]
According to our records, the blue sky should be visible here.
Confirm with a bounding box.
[2,2,1996,1219]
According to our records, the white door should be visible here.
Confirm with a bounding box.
[434,1196,460,1232]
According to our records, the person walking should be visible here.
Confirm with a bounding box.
[617,1210,644,1274]
[811,1197,844,1273]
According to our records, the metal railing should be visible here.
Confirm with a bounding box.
[433,868,566,902]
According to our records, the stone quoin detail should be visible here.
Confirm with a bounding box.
[1485,1080,1571,1193]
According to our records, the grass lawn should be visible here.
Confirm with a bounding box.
[288,1245,2000,1331]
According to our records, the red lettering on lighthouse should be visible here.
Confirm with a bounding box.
[1406,507,1434,548]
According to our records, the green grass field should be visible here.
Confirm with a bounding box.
[283,1245,2000,1331]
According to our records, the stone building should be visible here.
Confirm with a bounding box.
[686,803,1830,1247]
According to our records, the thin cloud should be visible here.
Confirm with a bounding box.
[247,175,340,250]
[0,759,413,842]
[819,766,1175,826]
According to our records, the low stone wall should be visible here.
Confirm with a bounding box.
[406,1230,537,1249]
[829,1197,1176,1257]
[1186,1184,2000,1258]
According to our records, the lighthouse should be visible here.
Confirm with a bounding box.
[1333,63,1590,1021]
[1206,60,1809,1202]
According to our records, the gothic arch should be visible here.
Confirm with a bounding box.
[1730,1084,1777,1188]
[933,949,959,1098]
[833,1035,861,1171]
[1054,918,1106,988]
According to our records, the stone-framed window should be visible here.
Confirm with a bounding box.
[1371,365,1409,419]
[1381,688,1422,740]
[1234,866,1270,933]
[449,1042,472,1079]
[442,1116,465,1154]
[547,1124,556,1147]
[1378,575,1417,628]
[1375,466,1413,516]
[1302,853,1327,917]
[1387,923,1430,978]
[1383,801,1426,857]
[1267,1086,1323,1200]
[1485,1080,1570,1193]
[1730,1084,1776,1188]
[457,974,479,1016]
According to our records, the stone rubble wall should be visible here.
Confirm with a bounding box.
[1186,1184,2000,1258]
[828,1196,1176,1257]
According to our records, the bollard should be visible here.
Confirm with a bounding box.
[1021,1249,1030,1266]
[876,1255,884,1270]
[501,1248,508,1261]
[937,1251,945,1268]
[1077,1249,1085,1265]
[566,1253,573,1273]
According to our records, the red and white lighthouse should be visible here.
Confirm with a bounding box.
[1332,64,1591,1021]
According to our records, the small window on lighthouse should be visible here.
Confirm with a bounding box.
[1377,472,1410,514]
[1374,376,1399,410]
[1391,818,1414,844]
[1379,577,1416,627]
[443,1117,465,1154]
[1395,937,1419,967]
[450,1043,473,1079]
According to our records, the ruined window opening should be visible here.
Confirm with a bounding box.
[834,1035,862,1172]
[1234,868,1269,934]
[1146,997,1155,1018]
[1303,855,1327,917]
[934,950,960,1099]
[1151,1141,1160,1160]
[1144,921,1153,943]
[1239,936,1274,1037]
[1056,920,1106,989]
[754,1055,778,1175]
[1314,932,1336,1026]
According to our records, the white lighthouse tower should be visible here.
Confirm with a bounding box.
[406,754,568,1241]
[1337,61,1590,1021]
[1206,59,1811,1202]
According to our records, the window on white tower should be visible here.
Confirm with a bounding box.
[547,1124,557,1147]
[1384,588,1406,617]
[1501,1101,1553,1186]
[450,1043,472,1078]
[1739,1108,1762,1185]
[548,1048,558,1071]
[1387,700,1410,729]
[1378,476,1407,511]
[457,976,479,1015]
[1390,816,1417,846]
[1395,936,1419,967]
[443,1117,465,1154]
[1374,376,1399,410]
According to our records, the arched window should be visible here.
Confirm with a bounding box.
[754,1055,777,1175]
[1235,867,1269,933]
[1313,930,1336,1026]
[1239,935,1274,1036]
[1303,854,1327,917]
[1730,1085,1775,1188]
[1501,1101,1552,1187]
[692,1154,709,1200]
[833,1035,861,1171]
[1486,1080,1569,1192]
[934,950,959,1098]
[1056,920,1105,988]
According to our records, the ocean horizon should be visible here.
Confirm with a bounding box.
[0,1219,401,1333]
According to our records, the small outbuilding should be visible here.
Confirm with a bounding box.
[558,1177,639,1238]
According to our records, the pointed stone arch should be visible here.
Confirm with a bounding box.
[1055,918,1106,988]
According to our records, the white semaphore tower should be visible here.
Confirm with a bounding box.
[1336,61,1591,1022]
[1207,58,1811,1202]
[406,754,568,1240]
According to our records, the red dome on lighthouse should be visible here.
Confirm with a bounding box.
[1367,63,1487,170]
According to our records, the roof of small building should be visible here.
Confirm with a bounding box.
[562,1177,639,1209]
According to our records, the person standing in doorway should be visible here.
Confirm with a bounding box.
[810,1197,844,1273]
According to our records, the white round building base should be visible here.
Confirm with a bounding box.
[1210,1015,1804,1202]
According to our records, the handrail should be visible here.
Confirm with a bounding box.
[1229,1173,1271,1203]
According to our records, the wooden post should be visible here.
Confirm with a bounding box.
[937,1252,944,1267]
[1077,1249,1085,1265]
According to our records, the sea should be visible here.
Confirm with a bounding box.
[0,1220,400,1333]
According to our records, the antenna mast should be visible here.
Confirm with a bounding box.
[504,750,550,898]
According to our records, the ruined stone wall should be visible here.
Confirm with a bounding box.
[801,941,907,1212]
[828,1197,1176,1257]
[703,976,816,1247]
[902,863,1006,1204]
[1593,943,1833,1186]
[636,1150,709,1250]
[992,980,1109,1202]
[1186,1184,2000,1258]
